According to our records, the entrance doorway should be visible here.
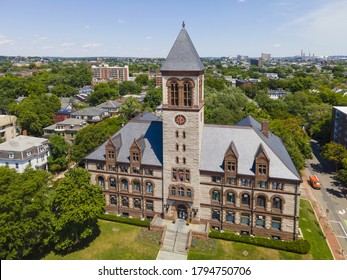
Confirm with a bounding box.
[177,204,188,220]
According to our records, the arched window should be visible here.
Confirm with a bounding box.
[171,187,176,196]
[134,198,141,209]
[212,190,220,202]
[121,179,128,190]
[183,82,192,107]
[178,187,185,196]
[110,195,116,205]
[133,180,140,192]
[122,196,129,207]
[272,197,282,210]
[241,193,250,206]
[146,182,153,193]
[256,195,266,208]
[170,81,179,106]
[226,192,235,204]
[97,176,105,187]
[109,177,116,188]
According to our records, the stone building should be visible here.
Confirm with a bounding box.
[85,25,301,240]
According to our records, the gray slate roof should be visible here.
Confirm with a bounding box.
[160,27,205,72]
[85,115,300,181]
[71,107,107,117]
[133,111,161,121]
[85,120,163,166]
[200,123,300,181]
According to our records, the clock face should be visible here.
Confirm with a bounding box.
[175,114,186,125]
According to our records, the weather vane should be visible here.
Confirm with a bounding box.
[182,21,185,28]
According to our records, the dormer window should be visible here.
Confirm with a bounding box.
[258,164,267,175]
[226,161,236,172]
[108,150,114,159]
[8,153,14,159]
[132,152,139,162]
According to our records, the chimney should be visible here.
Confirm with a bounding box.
[261,120,269,137]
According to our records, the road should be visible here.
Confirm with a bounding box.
[305,140,347,257]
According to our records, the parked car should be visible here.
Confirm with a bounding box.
[310,175,321,189]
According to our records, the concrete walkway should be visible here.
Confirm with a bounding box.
[155,218,206,260]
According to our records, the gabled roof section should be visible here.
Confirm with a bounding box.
[160,26,205,72]
[225,141,239,158]
[254,143,270,162]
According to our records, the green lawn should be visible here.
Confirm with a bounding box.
[188,199,333,260]
[44,219,161,260]
[299,199,333,260]
[44,199,333,260]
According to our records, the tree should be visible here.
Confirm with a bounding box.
[118,97,143,121]
[50,84,78,97]
[71,117,122,163]
[321,142,347,172]
[205,76,225,91]
[51,168,105,252]
[48,134,69,172]
[0,167,52,259]
[135,74,148,87]
[144,88,162,110]
[86,82,119,106]
[119,81,141,96]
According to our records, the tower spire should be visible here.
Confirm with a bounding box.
[182,21,185,28]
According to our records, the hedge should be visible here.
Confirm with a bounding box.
[98,214,150,227]
[209,229,311,254]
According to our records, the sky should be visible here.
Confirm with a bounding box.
[0,0,347,58]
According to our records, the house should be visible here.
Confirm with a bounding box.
[43,118,88,143]
[70,107,110,123]
[97,100,122,115]
[269,89,289,100]
[0,115,18,142]
[85,25,301,241]
[0,136,49,173]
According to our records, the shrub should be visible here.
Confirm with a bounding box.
[98,214,150,227]
[209,229,310,254]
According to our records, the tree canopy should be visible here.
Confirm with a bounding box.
[51,168,105,251]
[0,167,52,259]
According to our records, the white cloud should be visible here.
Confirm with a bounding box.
[85,25,90,29]
[82,42,102,49]
[32,34,48,43]
[273,43,281,48]
[61,42,74,47]
[291,1,347,41]
[42,45,53,50]
[146,36,152,40]
[237,0,246,2]
[117,19,126,24]
[0,34,13,45]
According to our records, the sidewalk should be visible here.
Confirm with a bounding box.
[301,169,346,260]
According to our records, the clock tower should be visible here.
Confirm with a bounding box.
[161,24,205,222]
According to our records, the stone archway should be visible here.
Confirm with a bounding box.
[177,204,188,220]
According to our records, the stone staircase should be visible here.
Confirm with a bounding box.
[162,228,188,254]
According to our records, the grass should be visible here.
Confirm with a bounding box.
[44,219,161,260]
[299,199,333,260]
[44,199,333,260]
[188,199,333,260]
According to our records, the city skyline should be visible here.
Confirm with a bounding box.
[1,0,347,58]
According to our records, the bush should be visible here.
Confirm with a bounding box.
[209,229,310,254]
[98,214,150,227]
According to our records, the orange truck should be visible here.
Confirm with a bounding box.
[309,175,321,189]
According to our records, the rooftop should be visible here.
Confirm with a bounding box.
[160,25,205,72]
[334,106,347,114]
[0,136,47,152]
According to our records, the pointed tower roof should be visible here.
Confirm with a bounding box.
[161,24,205,72]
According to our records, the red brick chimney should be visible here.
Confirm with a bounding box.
[261,120,269,137]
